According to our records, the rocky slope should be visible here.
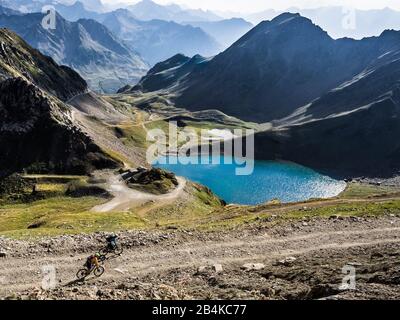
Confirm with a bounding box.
[0,78,119,175]
[0,29,121,176]
[0,11,148,93]
[127,53,210,93]
[0,28,86,101]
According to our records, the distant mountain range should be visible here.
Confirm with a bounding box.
[125,0,222,22]
[0,7,149,93]
[4,0,400,41]
[2,1,252,66]
[53,2,250,65]
[98,9,221,66]
[0,0,106,13]
[184,18,253,48]
[246,6,400,39]
[0,3,20,15]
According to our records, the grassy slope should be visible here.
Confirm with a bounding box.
[2,180,400,239]
[0,177,223,238]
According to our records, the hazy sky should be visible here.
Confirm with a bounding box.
[103,0,400,13]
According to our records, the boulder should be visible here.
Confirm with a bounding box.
[278,256,297,266]
[212,264,223,273]
[197,266,208,274]
[241,263,265,271]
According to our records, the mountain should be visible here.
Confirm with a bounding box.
[53,1,103,21]
[253,36,400,176]
[245,9,277,25]
[0,28,120,175]
[126,53,210,93]
[126,0,222,23]
[129,13,400,122]
[0,0,50,13]
[246,6,400,39]
[0,11,149,93]
[53,4,222,66]
[0,27,86,100]
[298,7,400,39]
[184,18,253,48]
[98,9,222,66]
[73,0,106,12]
[0,4,20,15]
[0,0,106,13]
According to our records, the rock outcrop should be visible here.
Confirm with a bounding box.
[0,28,87,101]
[122,167,179,195]
[0,29,121,176]
[0,78,120,175]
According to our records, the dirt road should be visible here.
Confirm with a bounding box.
[92,175,186,212]
[1,216,400,299]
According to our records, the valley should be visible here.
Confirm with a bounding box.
[1,2,400,301]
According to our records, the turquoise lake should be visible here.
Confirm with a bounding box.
[154,155,346,205]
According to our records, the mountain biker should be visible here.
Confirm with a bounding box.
[85,253,101,270]
[106,234,118,250]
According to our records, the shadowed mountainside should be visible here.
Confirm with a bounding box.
[252,43,400,177]
[0,29,120,176]
[0,27,86,100]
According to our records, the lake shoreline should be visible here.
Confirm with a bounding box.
[154,155,347,206]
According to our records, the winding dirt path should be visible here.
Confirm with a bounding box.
[92,175,186,213]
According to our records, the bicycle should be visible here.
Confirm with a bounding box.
[76,265,105,280]
[100,243,123,257]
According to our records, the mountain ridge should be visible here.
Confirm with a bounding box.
[0,10,149,93]
[0,28,121,175]
[53,5,223,66]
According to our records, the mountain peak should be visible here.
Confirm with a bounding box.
[271,12,302,22]
[243,11,330,44]
[266,12,317,30]
[71,1,86,9]
[135,0,160,8]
